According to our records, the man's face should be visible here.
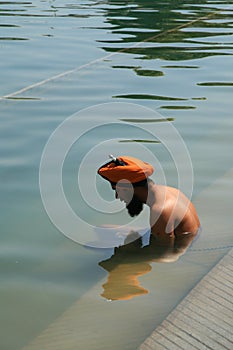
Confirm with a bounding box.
[114,185,143,217]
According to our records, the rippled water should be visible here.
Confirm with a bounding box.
[1,1,233,349]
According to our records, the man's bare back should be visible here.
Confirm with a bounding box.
[149,183,200,249]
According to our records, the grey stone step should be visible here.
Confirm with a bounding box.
[139,248,233,350]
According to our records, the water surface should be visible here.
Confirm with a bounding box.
[0,1,233,349]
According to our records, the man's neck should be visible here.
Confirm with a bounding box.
[134,182,156,208]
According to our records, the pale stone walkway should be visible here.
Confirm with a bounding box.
[139,248,233,350]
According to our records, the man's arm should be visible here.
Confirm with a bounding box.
[174,231,197,252]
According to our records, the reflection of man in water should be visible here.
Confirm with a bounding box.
[99,256,152,301]
[98,155,200,254]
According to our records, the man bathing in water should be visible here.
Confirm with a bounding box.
[98,155,200,257]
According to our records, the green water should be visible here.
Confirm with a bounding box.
[1,1,233,349]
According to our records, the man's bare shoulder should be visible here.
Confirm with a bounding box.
[149,201,173,228]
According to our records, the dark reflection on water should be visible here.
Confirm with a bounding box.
[160,105,196,109]
[0,1,102,18]
[0,24,20,27]
[119,117,175,122]
[161,65,200,68]
[114,93,188,100]
[197,82,233,86]
[4,96,41,100]
[119,139,160,143]
[99,0,232,107]
[0,36,28,40]
[99,0,232,62]
[134,68,164,77]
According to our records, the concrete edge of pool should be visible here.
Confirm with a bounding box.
[139,247,233,350]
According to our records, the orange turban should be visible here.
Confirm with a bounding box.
[98,156,154,184]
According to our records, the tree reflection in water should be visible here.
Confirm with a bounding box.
[99,0,232,64]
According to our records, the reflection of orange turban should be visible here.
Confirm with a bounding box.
[98,156,154,184]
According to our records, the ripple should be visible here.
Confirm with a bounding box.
[102,43,232,61]
[119,139,160,144]
[112,65,140,69]
[3,96,41,100]
[161,65,199,69]
[134,68,164,77]
[114,94,187,101]
[191,97,207,100]
[197,82,233,87]
[0,37,28,40]
[0,24,20,27]
[112,65,164,77]
[119,118,174,123]
[160,105,196,109]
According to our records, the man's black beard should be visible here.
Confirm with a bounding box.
[126,195,143,217]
